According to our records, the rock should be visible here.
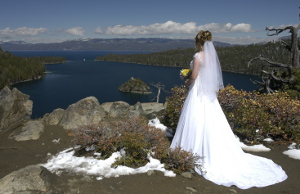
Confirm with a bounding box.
[186,187,197,193]
[141,102,165,119]
[129,102,145,117]
[0,165,52,193]
[43,108,65,125]
[229,188,237,193]
[119,77,151,94]
[101,102,114,113]
[181,172,193,179]
[147,170,155,176]
[109,101,130,118]
[60,96,106,130]
[13,120,44,141]
[0,86,32,132]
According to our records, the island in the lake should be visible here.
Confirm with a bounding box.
[119,77,152,94]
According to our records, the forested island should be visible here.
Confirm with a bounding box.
[0,47,66,89]
[96,41,290,75]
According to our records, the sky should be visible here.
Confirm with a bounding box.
[1,0,299,45]
[42,118,300,180]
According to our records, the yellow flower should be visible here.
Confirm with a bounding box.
[180,69,191,80]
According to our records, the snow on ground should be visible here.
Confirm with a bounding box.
[148,117,174,137]
[283,143,300,160]
[148,118,167,131]
[43,147,176,180]
[234,136,271,152]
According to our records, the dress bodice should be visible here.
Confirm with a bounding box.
[190,52,204,70]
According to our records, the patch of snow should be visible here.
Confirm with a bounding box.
[283,143,300,160]
[148,118,167,131]
[263,138,274,142]
[42,147,176,180]
[235,136,271,152]
[148,118,174,137]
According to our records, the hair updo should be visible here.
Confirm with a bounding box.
[195,30,212,48]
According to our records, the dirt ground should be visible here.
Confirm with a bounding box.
[0,125,299,194]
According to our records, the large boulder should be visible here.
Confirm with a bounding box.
[141,102,165,119]
[0,165,52,193]
[108,101,130,118]
[43,108,65,125]
[60,97,106,130]
[13,120,44,141]
[0,86,32,132]
[101,101,164,119]
[129,102,145,117]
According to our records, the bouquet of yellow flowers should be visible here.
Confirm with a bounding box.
[180,69,191,80]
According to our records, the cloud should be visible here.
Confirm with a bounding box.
[65,27,85,36]
[94,27,104,34]
[0,27,48,38]
[96,21,253,36]
[231,23,252,32]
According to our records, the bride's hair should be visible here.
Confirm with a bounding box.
[195,30,212,50]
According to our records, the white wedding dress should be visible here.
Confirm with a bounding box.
[170,42,287,189]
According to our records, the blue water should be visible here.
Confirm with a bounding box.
[10,50,259,118]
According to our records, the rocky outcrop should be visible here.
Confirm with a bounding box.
[141,102,165,118]
[0,87,165,132]
[101,101,163,120]
[119,77,151,94]
[0,89,169,193]
[0,165,52,193]
[60,96,106,130]
[43,108,65,125]
[108,101,130,118]
[13,120,44,141]
[0,86,32,132]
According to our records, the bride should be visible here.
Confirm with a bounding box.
[170,30,287,189]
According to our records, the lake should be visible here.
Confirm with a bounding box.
[10,50,260,118]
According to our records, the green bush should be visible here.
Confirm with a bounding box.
[218,85,300,141]
[280,67,300,100]
[161,147,201,174]
[162,85,188,129]
[162,84,300,142]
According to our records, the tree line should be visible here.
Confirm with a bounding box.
[0,47,66,89]
[96,41,291,75]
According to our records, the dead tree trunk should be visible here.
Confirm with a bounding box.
[266,24,300,68]
[150,82,165,103]
[248,23,300,93]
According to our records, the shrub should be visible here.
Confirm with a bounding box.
[72,116,200,173]
[280,67,300,100]
[218,85,300,141]
[161,147,201,174]
[73,122,121,158]
[115,116,170,166]
[162,84,300,142]
[162,85,188,129]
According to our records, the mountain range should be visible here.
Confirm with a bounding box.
[0,38,232,51]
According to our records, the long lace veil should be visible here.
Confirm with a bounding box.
[198,41,224,100]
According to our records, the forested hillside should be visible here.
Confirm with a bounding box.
[96,41,290,75]
[0,48,66,89]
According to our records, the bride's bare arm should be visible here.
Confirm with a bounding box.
[185,57,201,87]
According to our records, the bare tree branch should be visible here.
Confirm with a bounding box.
[150,82,166,103]
[248,55,290,69]
[266,25,294,36]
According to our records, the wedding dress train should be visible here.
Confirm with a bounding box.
[170,45,287,189]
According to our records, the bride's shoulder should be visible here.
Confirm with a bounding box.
[193,52,204,62]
